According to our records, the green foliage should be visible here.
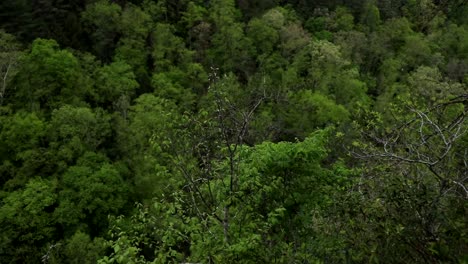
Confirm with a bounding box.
[304,6,355,39]
[101,130,356,263]
[291,40,369,112]
[407,66,464,104]
[151,23,185,72]
[284,91,349,137]
[334,6,355,31]
[1,0,467,262]
[348,96,468,262]
[247,17,279,55]
[114,4,152,84]
[62,231,107,264]
[0,178,58,262]
[13,39,88,111]
[82,0,122,61]
[360,0,381,31]
[208,0,255,74]
[150,23,206,106]
[48,105,112,170]
[117,94,185,200]
[0,111,47,187]
[93,61,139,106]
[55,152,128,229]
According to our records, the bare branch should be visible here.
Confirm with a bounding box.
[452,180,468,199]
[352,96,467,192]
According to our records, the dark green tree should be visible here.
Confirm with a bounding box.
[12,39,89,112]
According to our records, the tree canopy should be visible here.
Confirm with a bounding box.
[0,0,467,263]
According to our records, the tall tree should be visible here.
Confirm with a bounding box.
[81,0,122,62]
[0,31,22,106]
[12,39,88,112]
[208,0,255,77]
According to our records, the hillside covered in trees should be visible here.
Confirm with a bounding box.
[0,0,467,263]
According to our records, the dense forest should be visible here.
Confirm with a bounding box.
[0,0,467,263]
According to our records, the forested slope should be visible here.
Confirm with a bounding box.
[0,0,467,263]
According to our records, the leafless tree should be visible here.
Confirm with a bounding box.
[0,32,22,106]
[352,94,468,198]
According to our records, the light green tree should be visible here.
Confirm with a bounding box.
[93,61,139,108]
